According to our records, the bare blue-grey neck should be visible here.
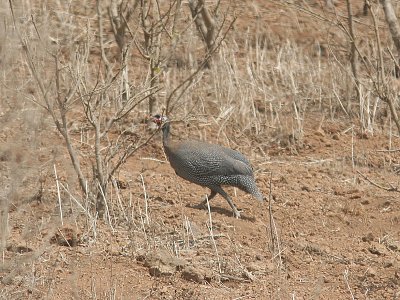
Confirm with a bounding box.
[161,121,171,146]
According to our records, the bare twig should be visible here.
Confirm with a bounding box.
[267,172,282,267]
[54,164,64,226]
[140,174,149,224]
[96,0,112,76]
[376,148,400,152]
[345,0,361,112]
[357,170,400,192]
[343,269,356,300]
[189,0,216,66]
[205,195,222,274]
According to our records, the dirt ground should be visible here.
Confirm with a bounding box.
[2,0,400,299]
[3,117,400,299]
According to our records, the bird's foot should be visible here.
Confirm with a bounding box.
[193,201,208,210]
[233,208,242,219]
[194,199,242,219]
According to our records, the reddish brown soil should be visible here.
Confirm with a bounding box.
[2,1,400,299]
[3,118,400,299]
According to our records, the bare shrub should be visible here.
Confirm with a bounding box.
[4,0,236,223]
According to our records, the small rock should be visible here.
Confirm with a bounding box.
[50,225,80,247]
[366,267,377,277]
[114,179,128,189]
[255,254,263,261]
[368,242,387,256]
[265,260,276,272]
[278,176,288,184]
[362,233,374,242]
[136,248,148,260]
[357,132,369,139]
[6,245,33,253]
[349,194,361,199]
[333,188,346,196]
[386,241,400,251]
[246,262,263,273]
[144,250,186,277]
[394,290,400,299]
[2,275,23,285]
[181,266,212,283]
[384,261,394,268]
[110,245,120,256]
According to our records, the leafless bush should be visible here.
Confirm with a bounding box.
[282,0,400,137]
[5,0,235,221]
[188,0,217,67]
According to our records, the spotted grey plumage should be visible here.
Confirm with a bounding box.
[152,114,264,218]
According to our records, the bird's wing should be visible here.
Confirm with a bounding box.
[219,146,252,166]
[217,154,253,176]
[174,141,253,177]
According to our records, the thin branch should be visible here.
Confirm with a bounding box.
[376,148,400,152]
[357,171,400,192]
[166,15,237,113]
[101,85,163,136]
[106,127,160,182]
[96,0,112,76]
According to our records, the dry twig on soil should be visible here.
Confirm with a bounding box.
[357,170,400,192]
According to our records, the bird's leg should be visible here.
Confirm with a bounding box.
[194,190,217,209]
[214,187,241,218]
[196,188,242,218]
[200,190,217,205]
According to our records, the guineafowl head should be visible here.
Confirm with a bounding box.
[152,114,171,143]
[152,114,169,128]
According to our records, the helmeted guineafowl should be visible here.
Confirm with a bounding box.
[152,114,264,218]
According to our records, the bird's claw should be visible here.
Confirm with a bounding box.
[233,208,242,219]
[193,202,208,210]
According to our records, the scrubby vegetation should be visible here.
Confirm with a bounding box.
[1,0,400,298]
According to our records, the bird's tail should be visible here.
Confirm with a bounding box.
[253,188,264,202]
[237,177,264,201]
